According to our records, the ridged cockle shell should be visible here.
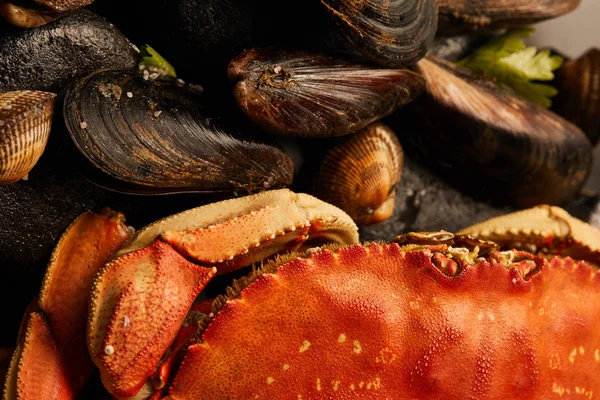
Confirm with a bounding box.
[0,91,55,185]
[314,122,404,225]
[228,48,424,138]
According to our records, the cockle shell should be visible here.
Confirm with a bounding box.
[314,122,403,225]
[0,91,55,185]
[228,48,424,138]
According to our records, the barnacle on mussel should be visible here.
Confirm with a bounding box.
[61,69,294,195]
[0,0,93,27]
[0,10,137,93]
[0,91,55,185]
[314,122,403,225]
[396,56,592,208]
[438,0,581,34]
[552,48,600,146]
[320,0,438,67]
[228,48,425,138]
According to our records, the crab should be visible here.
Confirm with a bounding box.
[2,189,600,399]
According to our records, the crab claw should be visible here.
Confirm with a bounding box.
[458,205,600,265]
[87,240,216,398]
[3,308,74,400]
[2,209,133,400]
[89,189,359,398]
[118,189,359,274]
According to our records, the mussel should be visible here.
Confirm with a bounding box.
[552,48,600,146]
[0,10,137,93]
[314,122,404,225]
[0,0,93,27]
[228,48,425,138]
[395,56,592,208]
[321,0,438,67]
[62,69,294,194]
[428,33,495,62]
[437,0,581,34]
[0,91,55,185]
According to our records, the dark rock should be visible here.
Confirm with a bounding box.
[360,157,511,241]
[0,135,229,346]
[0,10,137,93]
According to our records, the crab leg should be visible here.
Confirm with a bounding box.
[88,189,359,399]
[3,311,74,400]
[2,209,133,400]
[120,189,359,274]
[166,243,600,399]
[459,205,600,265]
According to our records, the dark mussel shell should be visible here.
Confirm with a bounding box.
[552,48,600,146]
[396,56,592,208]
[428,33,495,62]
[0,0,93,27]
[228,48,425,138]
[314,122,404,225]
[320,0,438,67]
[437,0,581,34]
[62,70,294,195]
[0,10,137,93]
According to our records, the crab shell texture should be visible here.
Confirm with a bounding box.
[87,189,359,398]
[165,240,600,399]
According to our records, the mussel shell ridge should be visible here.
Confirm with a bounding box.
[437,0,581,34]
[62,70,294,194]
[320,0,438,67]
[228,48,425,138]
[399,57,592,208]
[552,48,600,146]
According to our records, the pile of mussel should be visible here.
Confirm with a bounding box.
[0,0,599,362]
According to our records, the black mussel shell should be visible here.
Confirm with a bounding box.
[320,0,438,67]
[437,0,581,34]
[228,48,425,138]
[62,69,294,195]
[395,56,592,208]
[0,10,137,93]
[552,48,600,146]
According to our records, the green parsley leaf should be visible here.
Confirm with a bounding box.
[138,44,177,79]
[457,28,564,108]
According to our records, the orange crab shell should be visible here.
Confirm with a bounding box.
[166,243,600,399]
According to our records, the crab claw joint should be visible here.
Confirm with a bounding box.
[87,189,359,398]
[87,240,216,398]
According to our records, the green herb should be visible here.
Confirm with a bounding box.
[457,28,564,108]
[138,44,177,79]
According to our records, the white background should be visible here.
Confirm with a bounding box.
[528,0,600,191]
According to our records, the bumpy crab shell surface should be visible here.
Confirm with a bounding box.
[3,191,600,400]
[166,240,600,399]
